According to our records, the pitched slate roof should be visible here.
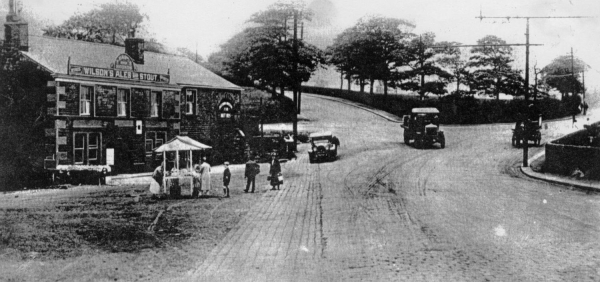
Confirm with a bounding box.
[21,35,241,91]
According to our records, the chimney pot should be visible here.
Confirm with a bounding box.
[125,38,144,65]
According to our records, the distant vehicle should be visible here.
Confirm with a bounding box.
[402,108,445,149]
[308,131,338,163]
[512,119,541,147]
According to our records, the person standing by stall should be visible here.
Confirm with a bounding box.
[200,157,212,196]
[151,163,164,194]
[192,163,202,198]
[223,161,231,198]
[269,153,282,190]
[244,156,260,193]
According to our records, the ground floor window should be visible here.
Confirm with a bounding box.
[73,132,102,165]
[145,131,167,157]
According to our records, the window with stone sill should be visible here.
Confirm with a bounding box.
[185,89,196,115]
[117,89,128,117]
[74,132,101,165]
[151,91,161,117]
[80,85,93,116]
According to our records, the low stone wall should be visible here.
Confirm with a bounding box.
[545,122,600,176]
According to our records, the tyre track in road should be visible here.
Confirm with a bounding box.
[185,92,600,281]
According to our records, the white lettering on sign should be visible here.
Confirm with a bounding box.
[70,64,169,84]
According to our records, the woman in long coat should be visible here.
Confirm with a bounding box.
[200,157,212,195]
[269,153,281,190]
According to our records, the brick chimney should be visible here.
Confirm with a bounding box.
[4,0,29,51]
[125,28,144,64]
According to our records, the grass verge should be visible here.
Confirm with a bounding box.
[0,170,268,281]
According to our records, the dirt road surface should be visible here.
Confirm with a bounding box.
[185,94,600,281]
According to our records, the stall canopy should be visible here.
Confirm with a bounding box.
[152,136,211,195]
[154,136,211,153]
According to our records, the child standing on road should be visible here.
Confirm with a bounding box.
[223,162,231,197]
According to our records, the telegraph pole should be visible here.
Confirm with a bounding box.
[477,13,592,167]
[533,65,540,102]
[571,47,575,97]
[292,11,298,146]
[582,69,586,103]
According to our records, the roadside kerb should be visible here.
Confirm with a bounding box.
[521,150,600,191]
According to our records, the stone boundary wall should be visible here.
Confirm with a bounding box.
[545,122,600,175]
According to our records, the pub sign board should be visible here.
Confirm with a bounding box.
[69,64,170,84]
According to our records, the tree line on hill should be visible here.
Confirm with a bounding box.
[204,3,587,104]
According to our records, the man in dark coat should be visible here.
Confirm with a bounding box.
[244,156,260,193]
[223,161,231,197]
[331,136,340,147]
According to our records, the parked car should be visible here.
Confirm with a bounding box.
[308,131,339,163]
[402,108,445,149]
[512,120,541,147]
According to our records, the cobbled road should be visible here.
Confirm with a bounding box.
[185,94,600,282]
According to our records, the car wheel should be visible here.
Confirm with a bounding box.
[415,139,423,149]
[404,135,410,144]
[516,137,521,147]
[440,137,445,149]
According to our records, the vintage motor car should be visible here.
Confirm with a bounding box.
[512,119,542,147]
[402,108,445,149]
[308,131,338,163]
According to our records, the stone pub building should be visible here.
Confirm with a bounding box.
[3,5,245,176]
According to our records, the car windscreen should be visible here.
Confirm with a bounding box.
[416,114,439,125]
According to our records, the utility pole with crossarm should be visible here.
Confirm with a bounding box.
[476,12,593,167]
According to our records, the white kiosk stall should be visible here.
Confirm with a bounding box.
[153,136,211,197]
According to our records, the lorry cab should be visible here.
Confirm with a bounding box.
[402,108,445,149]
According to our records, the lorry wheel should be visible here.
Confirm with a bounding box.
[404,135,410,144]
[440,137,445,149]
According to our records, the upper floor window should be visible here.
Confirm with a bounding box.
[117,89,128,117]
[185,89,195,115]
[151,91,160,117]
[80,85,93,115]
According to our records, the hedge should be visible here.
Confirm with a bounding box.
[301,86,574,124]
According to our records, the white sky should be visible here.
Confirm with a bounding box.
[4,0,600,90]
